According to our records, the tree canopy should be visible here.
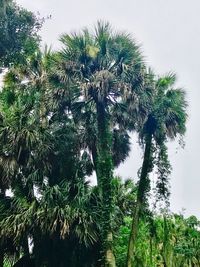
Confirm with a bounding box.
[0,1,192,267]
[0,0,42,67]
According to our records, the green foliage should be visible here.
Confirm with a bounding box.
[0,0,42,67]
[114,214,200,267]
[0,11,189,267]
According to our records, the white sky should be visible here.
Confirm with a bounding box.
[16,0,200,217]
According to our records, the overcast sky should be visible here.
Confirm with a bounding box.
[16,0,200,217]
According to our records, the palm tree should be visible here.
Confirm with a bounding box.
[127,73,187,267]
[57,21,147,266]
[0,45,101,266]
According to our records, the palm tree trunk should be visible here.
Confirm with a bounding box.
[91,144,101,184]
[96,102,116,267]
[126,134,152,267]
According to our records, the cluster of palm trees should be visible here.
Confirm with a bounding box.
[0,5,188,266]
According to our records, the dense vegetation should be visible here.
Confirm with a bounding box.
[0,1,198,267]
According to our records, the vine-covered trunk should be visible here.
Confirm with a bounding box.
[91,144,101,184]
[126,134,152,267]
[96,102,116,267]
[162,215,173,267]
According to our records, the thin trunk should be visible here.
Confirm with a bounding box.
[126,134,152,267]
[150,237,153,267]
[96,102,116,267]
[163,216,169,267]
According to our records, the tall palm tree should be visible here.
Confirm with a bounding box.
[57,21,147,266]
[127,73,187,267]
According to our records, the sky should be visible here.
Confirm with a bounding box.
[16,0,200,217]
